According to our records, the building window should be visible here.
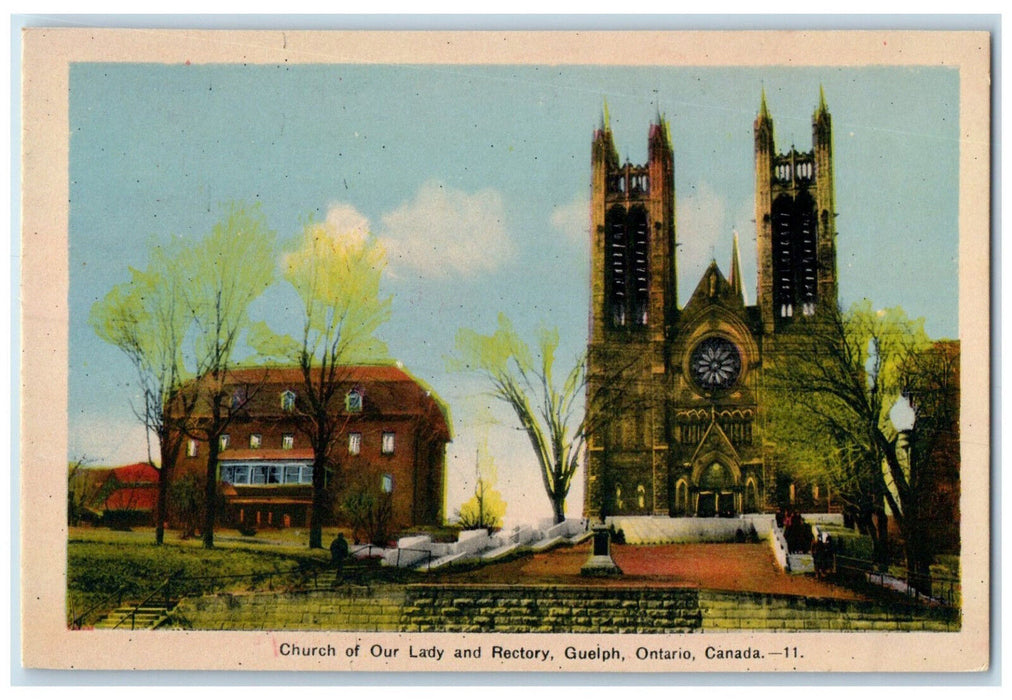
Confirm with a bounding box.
[231,387,247,409]
[346,390,363,413]
[186,439,198,458]
[381,473,394,493]
[282,434,294,450]
[250,434,262,449]
[281,390,296,412]
[348,432,362,456]
[381,431,395,455]
[219,434,230,451]
[223,463,313,486]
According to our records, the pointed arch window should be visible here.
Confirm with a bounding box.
[281,389,297,412]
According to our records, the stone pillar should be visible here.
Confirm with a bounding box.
[581,525,623,577]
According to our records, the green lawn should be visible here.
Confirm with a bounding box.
[67,526,334,626]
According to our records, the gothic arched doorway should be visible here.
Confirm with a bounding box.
[695,461,738,517]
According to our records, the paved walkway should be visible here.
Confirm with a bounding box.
[435,541,867,601]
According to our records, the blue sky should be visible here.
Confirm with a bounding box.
[68,63,960,524]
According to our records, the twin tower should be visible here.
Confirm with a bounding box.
[584,91,839,519]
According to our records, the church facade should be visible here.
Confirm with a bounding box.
[584,91,838,519]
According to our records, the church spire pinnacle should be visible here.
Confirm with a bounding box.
[729,230,745,304]
[818,84,828,114]
[759,86,770,120]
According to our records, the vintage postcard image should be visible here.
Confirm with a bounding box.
[19,28,990,672]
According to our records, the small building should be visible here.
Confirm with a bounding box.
[170,364,451,532]
[72,462,160,527]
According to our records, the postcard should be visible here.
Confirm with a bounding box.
[19,27,990,673]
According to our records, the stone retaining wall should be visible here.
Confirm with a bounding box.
[699,590,960,632]
[169,586,406,631]
[167,583,958,633]
[399,585,701,634]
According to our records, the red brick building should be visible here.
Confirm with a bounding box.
[170,365,451,532]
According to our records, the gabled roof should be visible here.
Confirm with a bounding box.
[690,417,741,466]
[681,260,746,320]
[106,462,159,484]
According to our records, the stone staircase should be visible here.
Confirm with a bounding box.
[610,516,760,544]
[93,602,177,630]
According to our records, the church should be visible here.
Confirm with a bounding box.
[583,90,838,519]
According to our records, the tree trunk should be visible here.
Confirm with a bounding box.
[203,436,219,549]
[872,507,889,570]
[903,504,934,597]
[155,463,169,546]
[552,492,565,525]
[155,440,175,546]
[309,453,326,549]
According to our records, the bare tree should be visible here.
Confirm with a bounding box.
[89,240,195,544]
[180,203,276,549]
[251,217,391,549]
[451,314,631,524]
[455,440,506,531]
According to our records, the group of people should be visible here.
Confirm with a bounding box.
[776,508,812,554]
[776,507,836,577]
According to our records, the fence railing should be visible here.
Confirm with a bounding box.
[70,584,129,629]
[395,546,435,571]
[834,555,961,608]
[109,568,185,630]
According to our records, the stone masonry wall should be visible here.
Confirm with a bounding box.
[699,590,960,632]
[400,585,702,634]
[167,583,958,633]
[170,586,406,631]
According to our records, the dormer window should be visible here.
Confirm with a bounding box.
[219,434,230,451]
[230,387,247,409]
[249,434,262,449]
[345,389,363,413]
[281,389,297,412]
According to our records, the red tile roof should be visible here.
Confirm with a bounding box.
[107,462,160,484]
[101,485,158,512]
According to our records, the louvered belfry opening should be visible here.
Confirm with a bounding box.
[606,204,650,329]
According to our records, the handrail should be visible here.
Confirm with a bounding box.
[395,546,435,570]
[834,555,960,607]
[110,568,185,630]
[70,584,129,629]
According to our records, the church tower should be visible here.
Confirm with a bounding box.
[585,111,677,518]
[755,88,838,334]
[589,110,676,343]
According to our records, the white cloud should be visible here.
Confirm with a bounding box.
[378,181,512,279]
[323,202,372,247]
[550,194,590,244]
